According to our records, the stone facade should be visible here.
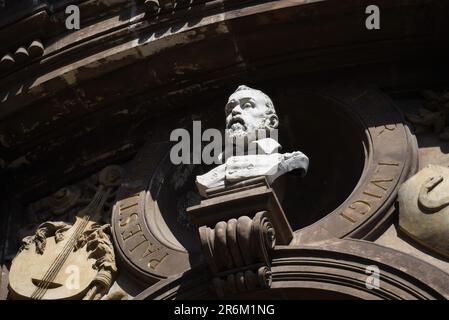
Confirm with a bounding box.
[1,0,449,300]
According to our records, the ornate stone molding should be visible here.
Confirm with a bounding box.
[211,266,272,298]
[135,239,449,300]
[199,212,275,273]
[2,0,444,200]
[199,212,275,297]
[0,40,44,74]
[112,142,201,284]
[143,0,213,15]
[0,0,447,301]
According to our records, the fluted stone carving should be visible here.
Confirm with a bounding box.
[199,212,275,272]
[0,39,43,72]
[187,175,293,297]
[212,266,272,298]
[143,0,208,15]
[196,211,275,297]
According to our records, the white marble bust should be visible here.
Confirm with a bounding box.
[196,85,309,196]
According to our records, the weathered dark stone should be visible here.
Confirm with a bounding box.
[136,239,449,299]
[27,40,44,58]
[1,0,449,300]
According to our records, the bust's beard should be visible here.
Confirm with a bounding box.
[225,123,270,145]
[226,123,247,139]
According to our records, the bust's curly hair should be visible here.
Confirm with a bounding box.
[233,85,277,116]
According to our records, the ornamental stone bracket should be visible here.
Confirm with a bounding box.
[187,177,291,297]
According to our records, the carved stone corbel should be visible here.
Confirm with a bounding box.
[199,212,275,273]
[187,177,291,297]
[199,212,275,297]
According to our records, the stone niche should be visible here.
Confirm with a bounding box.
[282,84,417,244]
[111,80,418,285]
[272,89,366,231]
[224,82,418,245]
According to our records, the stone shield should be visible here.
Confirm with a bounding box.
[398,165,449,258]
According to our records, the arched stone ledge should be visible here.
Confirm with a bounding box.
[134,239,449,300]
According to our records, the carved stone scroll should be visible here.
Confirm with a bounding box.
[199,211,275,273]
[187,177,285,297]
[211,266,272,298]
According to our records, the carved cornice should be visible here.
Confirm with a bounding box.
[0,1,258,80]
[272,241,449,299]
[0,0,446,203]
[135,239,449,299]
[1,40,44,73]
[2,0,448,119]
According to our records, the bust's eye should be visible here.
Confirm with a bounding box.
[243,102,253,109]
[225,104,233,114]
[226,100,238,114]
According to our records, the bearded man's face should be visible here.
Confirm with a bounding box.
[225,89,274,140]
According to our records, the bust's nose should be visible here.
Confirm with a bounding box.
[231,105,243,116]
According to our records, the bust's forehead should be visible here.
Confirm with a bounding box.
[228,89,267,102]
